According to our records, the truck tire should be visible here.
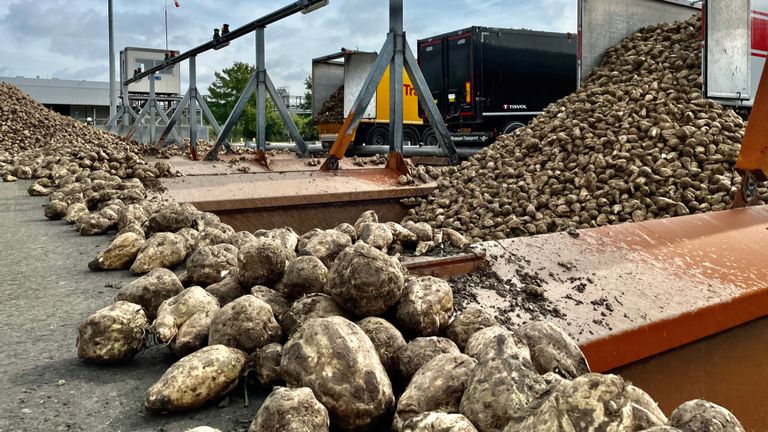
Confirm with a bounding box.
[403,127,420,147]
[365,126,419,147]
[366,126,389,146]
[501,121,526,135]
[421,128,438,147]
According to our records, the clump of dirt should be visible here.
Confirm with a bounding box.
[449,268,564,329]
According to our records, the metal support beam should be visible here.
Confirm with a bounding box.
[196,93,223,136]
[389,0,404,154]
[204,27,308,161]
[106,105,123,128]
[387,0,406,173]
[157,89,191,147]
[123,0,330,86]
[256,27,267,152]
[266,72,308,154]
[124,100,151,141]
[204,70,258,160]
[322,0,458,170]
[124,73,179,145]
[108,0,117,119]
[189,55,199,150]
[157,56,221,151]
[121,81,130,127]
[152,98,183,146]
[125,104,138,120]
[321,34,394,171]
[148,73,156,144]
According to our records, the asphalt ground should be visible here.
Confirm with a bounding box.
[0,180,263,432]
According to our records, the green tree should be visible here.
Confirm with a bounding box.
[300,75,312,111]
[296,74,318,140]
[206,61,288,142]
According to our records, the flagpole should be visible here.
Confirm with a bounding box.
[108,0,116,119]
[164,0,169,51]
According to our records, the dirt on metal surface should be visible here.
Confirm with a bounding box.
[448,268,565,328]
[161,168,432,212]
[155,153,386,177]
[474,206,768,373]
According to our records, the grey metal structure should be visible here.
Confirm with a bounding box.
[321,0,458,170]
[157,55,227,152]
[577,0,700,82]
[704,0,751,103]
[124,0,330,86]
[110,0,326,153]
[203,27,308,160]
[108,0,116,119]
[123,73,183,145]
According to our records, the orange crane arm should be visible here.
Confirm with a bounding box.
[736,59,768,180]
[734,59,768,207]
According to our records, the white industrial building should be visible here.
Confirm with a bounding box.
[0,76,112,125]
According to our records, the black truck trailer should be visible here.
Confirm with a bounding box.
[417,26,578,145]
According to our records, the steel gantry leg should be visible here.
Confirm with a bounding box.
[106,105,124,130]
[188,55,199,152]
[151,98,183,147]
[205,26,307,162]
[267,73,308,154]
[148,73,157,144]
[322,0,458,170]
[255,26,269,167]
[157,89,191,147]
[204,69,257,160]
[387,0,407,174]
[159,55,224,158]
[196,92,223,138]
[321,34,394,170]
[124,99,151,141]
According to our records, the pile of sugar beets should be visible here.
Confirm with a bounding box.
[0,83,173,186]
[74,209,746,431]
[405,15,768,242]
[72,210,745,432]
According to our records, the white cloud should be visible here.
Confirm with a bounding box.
[0,0,576,96]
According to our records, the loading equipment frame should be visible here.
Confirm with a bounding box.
[112,0,328,159]
[320,0,459,173]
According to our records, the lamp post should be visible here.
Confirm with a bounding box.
[108,0,117,120]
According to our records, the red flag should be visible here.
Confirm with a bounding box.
[174,0,180,7]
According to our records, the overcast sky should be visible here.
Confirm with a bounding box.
[0,0,576,97]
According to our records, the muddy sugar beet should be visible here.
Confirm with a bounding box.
[281,316,395,430]
[145,345,246,412]
[77,301,148,363]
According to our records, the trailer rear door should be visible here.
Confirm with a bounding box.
[446,33,474,118]
[705,0,751,104]
[418,40,446,114]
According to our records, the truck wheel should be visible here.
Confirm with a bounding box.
[422,128,439,147]
[366,126,389,146]
[501,121,526,135]
[403,127,420,147]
